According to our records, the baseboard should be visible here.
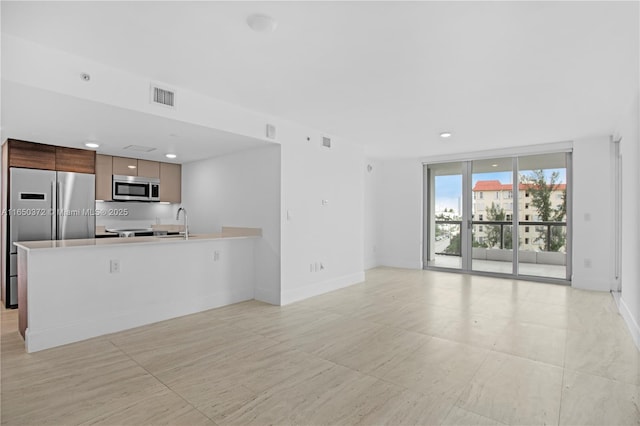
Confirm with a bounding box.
[25,289,254,353]
[364,259,380,270]
[281,271,365,305]
[377,257,422,270]
[255,286,280,305]
[571,276,609,292]
[618,296,640,350]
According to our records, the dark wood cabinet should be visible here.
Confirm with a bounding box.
[4,140,95,173]
[7,140,56,170]
[55,146,96,174]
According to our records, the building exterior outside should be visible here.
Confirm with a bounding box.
[472,180,567,252]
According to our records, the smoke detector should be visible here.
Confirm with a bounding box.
[247,14,278,33]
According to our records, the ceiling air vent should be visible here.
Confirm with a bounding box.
[123,145,156,153]
[322,137,331,148]
[150,85,176,108]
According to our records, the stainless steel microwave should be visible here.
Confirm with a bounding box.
[112,175,160,201]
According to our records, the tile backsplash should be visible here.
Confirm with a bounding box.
[95,202,181,230]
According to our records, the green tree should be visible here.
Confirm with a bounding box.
[444,232,461,255]
[521,170,567,251]
[483,202,514,249]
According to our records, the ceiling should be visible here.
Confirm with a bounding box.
[1,1,638,158]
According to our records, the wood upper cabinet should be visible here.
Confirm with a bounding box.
[112,156,138,176]
[6,140,95,173]
[95,154,113,201]
[7,140,56,170]
[55,146,96,174]
[160,162,181,203]
[137,160,160,179]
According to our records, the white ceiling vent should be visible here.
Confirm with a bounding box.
[123,144,156,153]
[322,136,331,148]
[150,84,176,108]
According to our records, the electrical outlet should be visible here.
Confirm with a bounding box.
[584,258,592,268]
[213,251,220,261]
[110,259,120,273]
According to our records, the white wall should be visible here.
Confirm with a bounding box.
[571,137,614,291]
[372,159,424,269]
[279,127,365,304]
[363,159,381,270]
[618,93,640,347]
[3,36,367,306]
[182,145,281,305]
[369,140,617,292]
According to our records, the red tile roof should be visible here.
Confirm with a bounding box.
[473,180,566,191]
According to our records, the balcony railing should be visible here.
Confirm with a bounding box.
[434,220,567,255]
[434,220,462,256]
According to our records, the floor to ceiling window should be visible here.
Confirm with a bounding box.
[424,151,571,282]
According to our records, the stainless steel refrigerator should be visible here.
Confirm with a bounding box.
[6,168,95,307]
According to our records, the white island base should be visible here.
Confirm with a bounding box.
[15,228,261,353]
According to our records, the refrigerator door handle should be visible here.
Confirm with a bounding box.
[51,181,57,240]
[56,181,61,240]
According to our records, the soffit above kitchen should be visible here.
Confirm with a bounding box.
[1,1,638,158]
[1,81,270,163]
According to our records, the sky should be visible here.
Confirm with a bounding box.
[435,168,567,213]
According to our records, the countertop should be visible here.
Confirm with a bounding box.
[14,227,262,251]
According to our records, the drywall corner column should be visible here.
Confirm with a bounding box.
[375,158,423,269]
[364,158,380,270]
[619,93,640,349]
[279,126,365,305]
[181,145,282,305]
[571,136,613,291]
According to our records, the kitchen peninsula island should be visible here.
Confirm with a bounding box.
[14,227,261,352]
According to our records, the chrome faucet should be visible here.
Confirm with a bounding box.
[176,207,189,240]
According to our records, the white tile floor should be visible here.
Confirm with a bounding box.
[1,267,638,425]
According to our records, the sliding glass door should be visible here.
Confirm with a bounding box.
[425,162,465,270]
[471,158,515,274]
[424,152,571,282]
[517,153,569,279]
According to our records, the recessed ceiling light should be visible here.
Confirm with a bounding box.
[247,14,278,33]
[439,132,452,138]
[165,153,177,159]
[84,142,99,148]
[127,165,137,169]
[491,164,498,168]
